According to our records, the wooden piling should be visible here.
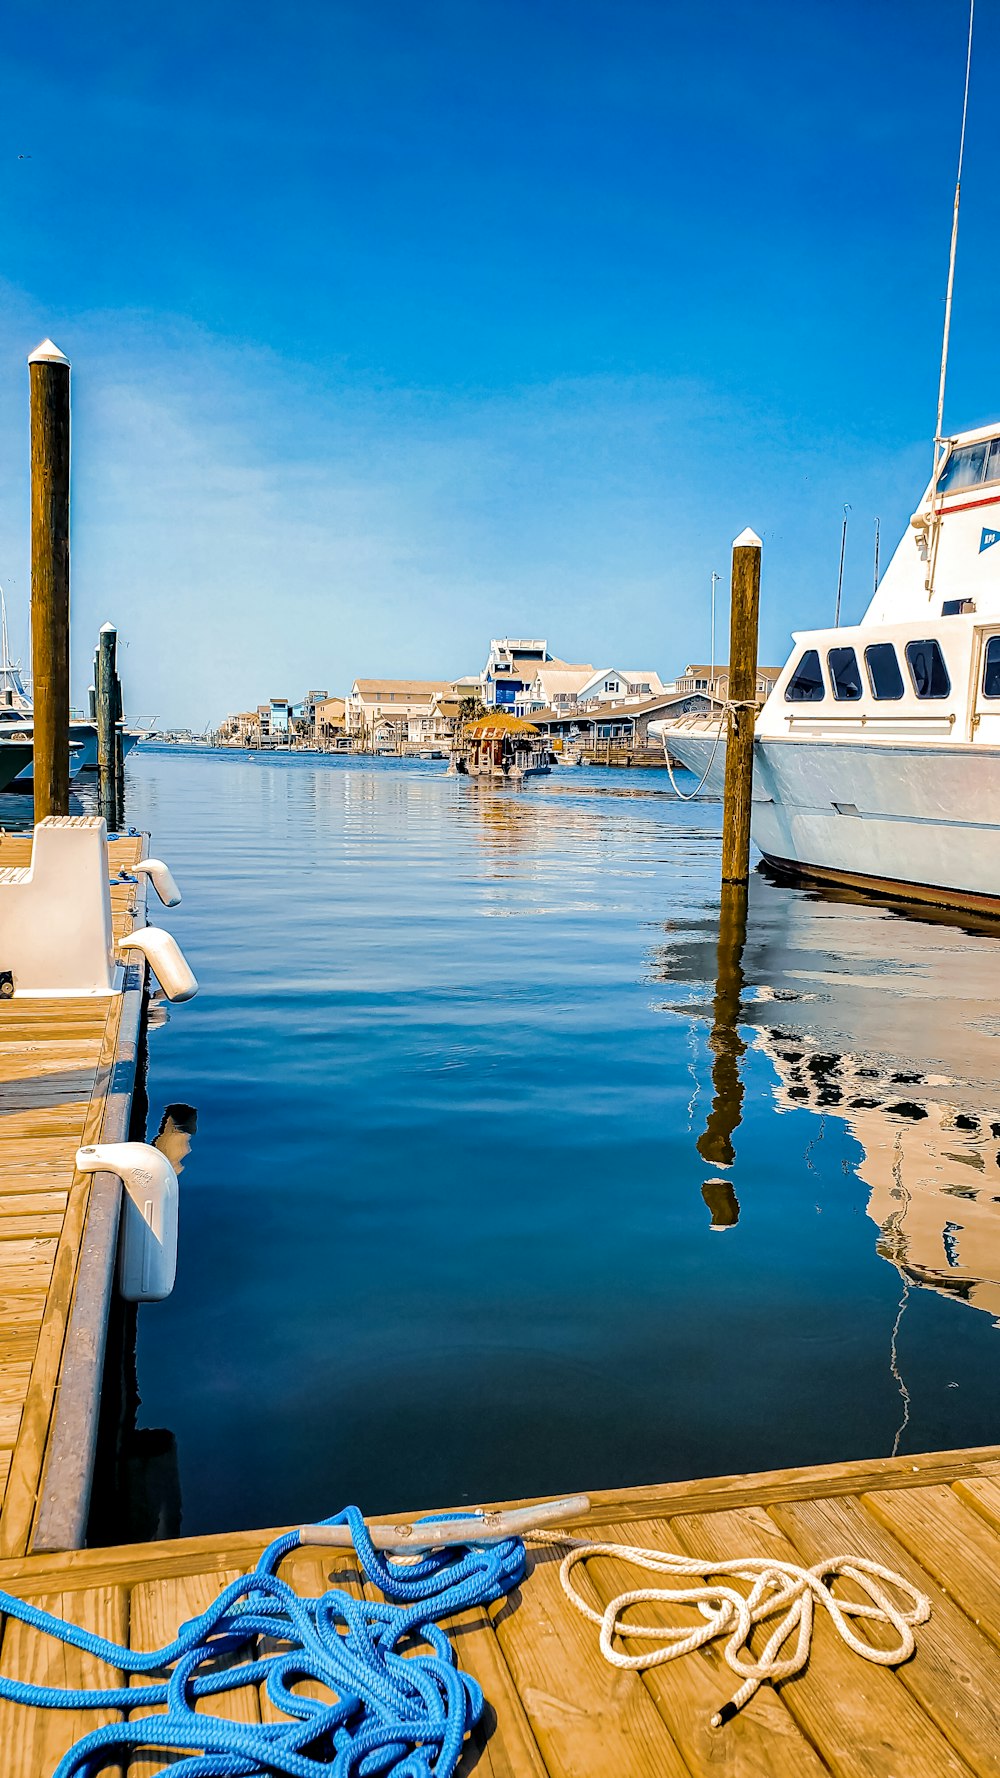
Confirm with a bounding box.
[113,660,125,815]
[28,340,71,819]
[96,623,118,829]
[720,528,762,884]
[696,878,748,1175]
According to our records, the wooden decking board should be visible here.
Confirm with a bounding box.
[670,1505,976,1778]
[769,1492,1000,1778]
[863,1486,1000,1652]
[0,1452,999,1775]
[570,1513,829,1778]
[0,835,145,1554]
[0,1583,127,1778]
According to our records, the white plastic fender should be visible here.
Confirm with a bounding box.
[119,927,199,1001]
[135,858,182,907]
[76,1141,179,1302]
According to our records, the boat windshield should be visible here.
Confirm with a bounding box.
[938,437,1000,493]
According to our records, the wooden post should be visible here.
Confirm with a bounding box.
[96,622,118,830]
[696,878,749,1186]
[720,527,762,884]
[28,339,71,819]
[113,661,125,815]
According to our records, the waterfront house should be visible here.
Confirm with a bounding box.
[576,667,668,707]
[513,662,595,716]
[347,678,452,748]
[530,686,723,755]
[315,696,347,743]
[672,663,782,703]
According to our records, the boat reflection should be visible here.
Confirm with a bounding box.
[656,875,1000,1320]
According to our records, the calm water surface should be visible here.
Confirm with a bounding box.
[58,749,1000,1533]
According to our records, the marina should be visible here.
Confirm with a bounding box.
[2,0,1000,1768]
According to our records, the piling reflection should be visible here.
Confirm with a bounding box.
[696,882,748,1191]
[89,1095,198,1544]
[655,872,1000,1318]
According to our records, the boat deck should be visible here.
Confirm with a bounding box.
[0,830,146,1561]
[1,1442,999,1776]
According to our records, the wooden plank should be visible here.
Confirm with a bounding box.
[564,1513,830,1777]
[0,1216,66,1241]
[33,947,147,1553]
[863,1486,1000,1651]
[770,1491,1000,1778]
[0,983,126,1557]
[0,1240,58,1292]
[489,1539,691,1778]
[127,1568,261,1776]
[952,1475,1000,1537]
[670,1504,974,1778]
[0,1582,126,1778]
[0,1365,34,1444]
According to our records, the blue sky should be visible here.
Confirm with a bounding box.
[1,0,997,724]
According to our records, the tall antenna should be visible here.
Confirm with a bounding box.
[834,505,850,627]
[873,516,881,593]
[0,587,9,675]
[933,0,975,475]
[710,570,720,684]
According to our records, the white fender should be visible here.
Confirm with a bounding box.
[76,1141,179,1302]
[119,927,198,1001]
[135,858,182,907]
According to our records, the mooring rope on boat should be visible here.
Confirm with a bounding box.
[0,1505,526,1778]
[663,699,756,802]
[530,1528,931,1725]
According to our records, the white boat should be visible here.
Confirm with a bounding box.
[654,13,1000,917]
[0,590,145,783]
[654,432,1000,916]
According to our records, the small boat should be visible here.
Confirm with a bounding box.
[451,713,553,781]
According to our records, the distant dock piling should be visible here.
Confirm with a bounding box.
[720,528,762,885]
[28,339,72,819]
[97,622,119,829]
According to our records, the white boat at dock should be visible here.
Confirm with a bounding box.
[652,431,1000,915]
[0,591,148,785]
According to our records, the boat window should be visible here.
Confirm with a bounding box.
[982,636,1000,698]
[905,639,951,699]
[828,647,862,701]
[938,442,991,492]
[785,649,825,702]
[864,643,904,700]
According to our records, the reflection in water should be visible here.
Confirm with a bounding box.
[90,1097,199,1544]
[701,1176,741,1230]
[81,750,1000,1533]
[697,881,748,1183]
[656,872,1000,1330]
[153,1102,198,1176]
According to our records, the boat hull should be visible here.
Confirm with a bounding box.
[659,724,1000,914]
[0,744,35,792]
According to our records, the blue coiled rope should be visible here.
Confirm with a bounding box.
[0,1505,526,1777]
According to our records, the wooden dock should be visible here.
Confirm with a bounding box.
[0,830,147,1562]
[0,1442,999,1776]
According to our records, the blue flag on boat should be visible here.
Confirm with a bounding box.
[980,527,1000,552]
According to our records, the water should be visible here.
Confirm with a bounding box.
[55,749,1000,1534]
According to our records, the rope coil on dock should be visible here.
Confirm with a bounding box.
[531,1529,931,1724]
[0,1506,526,1777]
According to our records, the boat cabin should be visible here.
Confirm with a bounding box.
[455,714,552,780]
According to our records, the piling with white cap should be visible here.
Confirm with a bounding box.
[96,622,118,828]
[28,339,71,818]
[720,528,762,885]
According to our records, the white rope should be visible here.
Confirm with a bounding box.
[529,1531,930,1726]
[663,700,756,802]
